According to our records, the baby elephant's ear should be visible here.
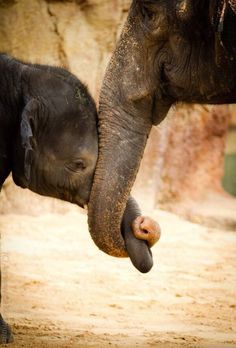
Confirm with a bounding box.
[20,99,39,182]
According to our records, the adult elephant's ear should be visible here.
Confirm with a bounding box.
[20,99,39,182]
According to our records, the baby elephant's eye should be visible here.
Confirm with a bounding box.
[66,159,86,173]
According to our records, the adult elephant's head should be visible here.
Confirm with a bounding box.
[88,0,236,256]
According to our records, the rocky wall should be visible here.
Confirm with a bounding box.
[0,0,233,214]
[0,0,130,214]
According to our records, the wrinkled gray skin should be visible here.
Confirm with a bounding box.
[88,0,236,256]
[0,54,153,344]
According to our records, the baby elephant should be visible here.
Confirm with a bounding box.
[0,54,160,344]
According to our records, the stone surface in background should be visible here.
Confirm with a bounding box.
[134,105,231,206]
[0,0,235,215]
[0,0,130,214]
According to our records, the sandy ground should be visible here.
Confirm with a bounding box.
[0,195,236,348]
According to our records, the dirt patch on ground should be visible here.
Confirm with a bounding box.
[1,197,236,347]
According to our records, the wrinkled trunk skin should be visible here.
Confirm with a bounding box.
[88,116,151,257]
[88,10,153,257]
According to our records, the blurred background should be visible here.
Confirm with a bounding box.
[0,1,236,347]
[0,0,236,222]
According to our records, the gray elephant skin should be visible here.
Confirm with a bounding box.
[0,54,157,344]
[88,0,236,257]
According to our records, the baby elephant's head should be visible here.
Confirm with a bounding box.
[12,66,98,208]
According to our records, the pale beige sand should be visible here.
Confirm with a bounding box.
[0,197,236,347]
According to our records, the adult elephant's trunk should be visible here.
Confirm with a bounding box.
[88,9,154,257]
[88,103,152,256]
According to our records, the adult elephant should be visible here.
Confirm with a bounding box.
[88,0,236,256]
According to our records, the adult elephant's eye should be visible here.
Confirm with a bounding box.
[66,159,86,173]
[141,3,157,21]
